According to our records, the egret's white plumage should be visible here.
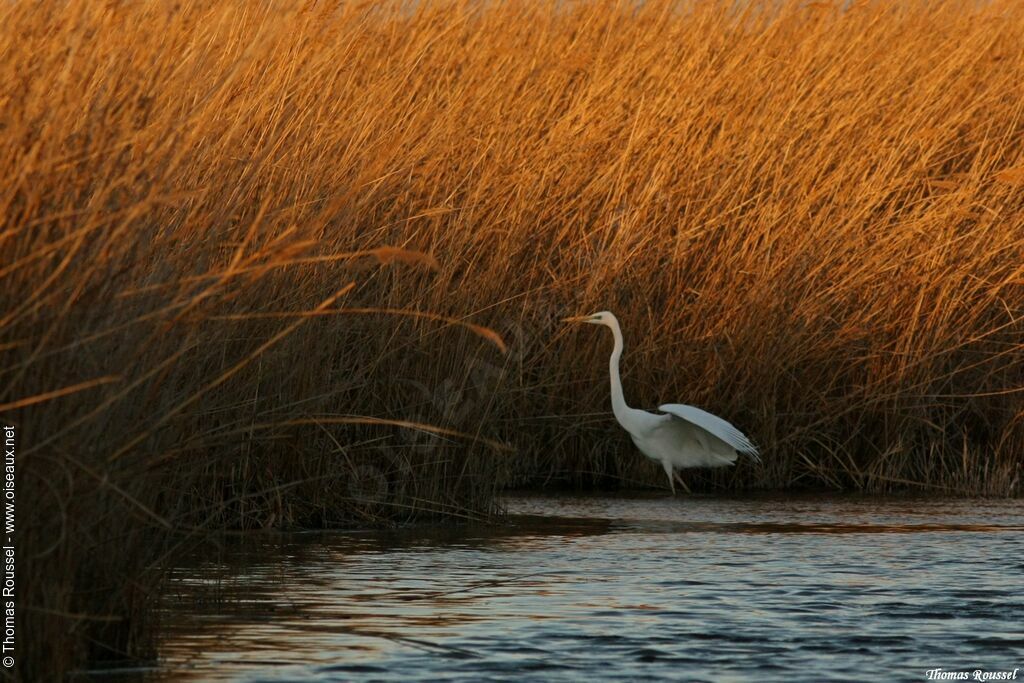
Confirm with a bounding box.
[564,310,760,494]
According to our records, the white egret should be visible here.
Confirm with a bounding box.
[564,311,760,494]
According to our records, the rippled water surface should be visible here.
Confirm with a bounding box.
[105,495,1024,681]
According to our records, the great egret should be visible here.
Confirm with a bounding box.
[564,311,760,494]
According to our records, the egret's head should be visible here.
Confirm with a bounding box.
[563,310,616,326]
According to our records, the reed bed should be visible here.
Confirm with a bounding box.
[4,0,1024,677]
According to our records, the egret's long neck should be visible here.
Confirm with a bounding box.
[607,320,631,425]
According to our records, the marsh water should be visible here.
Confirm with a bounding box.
[97,495,1023,682]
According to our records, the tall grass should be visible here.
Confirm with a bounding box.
[4,0,1024,677]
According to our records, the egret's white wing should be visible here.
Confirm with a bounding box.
[658,404,760,460]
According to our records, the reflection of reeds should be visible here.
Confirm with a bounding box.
[4,0,1024,676]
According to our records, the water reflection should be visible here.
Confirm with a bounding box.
[92,494,1024,682]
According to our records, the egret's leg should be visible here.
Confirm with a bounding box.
[673,471,692,494]
[662,460,675,495]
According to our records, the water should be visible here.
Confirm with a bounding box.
[101,494,1024,681]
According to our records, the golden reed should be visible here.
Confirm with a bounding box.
[2,0,1022,677]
